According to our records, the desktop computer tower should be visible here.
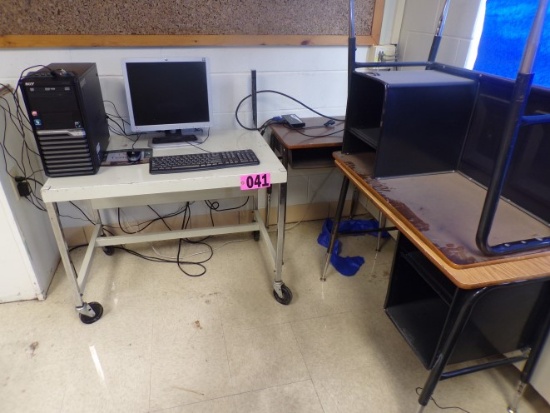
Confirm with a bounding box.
[19,63,109,177]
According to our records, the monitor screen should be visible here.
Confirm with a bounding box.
[122,57,212,143]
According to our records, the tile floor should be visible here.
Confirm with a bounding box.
[1,220,550,413]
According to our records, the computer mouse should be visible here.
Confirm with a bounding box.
[126,151,142,163]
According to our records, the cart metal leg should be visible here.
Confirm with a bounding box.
[321,175,350,281]
[376,211,387,252]
[349,187,360,218]
[272,181,292,304]
[265,132,289,229]
[45,201,103,323]
[265,189,272,227]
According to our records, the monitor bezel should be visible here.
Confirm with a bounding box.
[121,56,213,135]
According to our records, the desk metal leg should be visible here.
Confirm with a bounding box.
[508,294,550,413]
[265,133,289,229]
[321,175,350,281]
[350,187,360,218]
[272,181,292,305]
[376,212,387,252]
[264,133,275,228]
[45,202,103,324]
[416,288,488,412]
[415,281,550,413]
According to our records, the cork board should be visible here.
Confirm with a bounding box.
[0,0,383,48]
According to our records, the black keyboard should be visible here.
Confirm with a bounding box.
[150,149,260,174]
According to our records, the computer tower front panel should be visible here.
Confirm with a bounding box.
[19,63,109,177]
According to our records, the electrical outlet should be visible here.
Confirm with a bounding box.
[367,45,397,63]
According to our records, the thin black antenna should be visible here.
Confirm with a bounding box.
[251,70,258,129]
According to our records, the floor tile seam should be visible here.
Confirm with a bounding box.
[147,311,155,413]
[311,305,369,322]
[288,320,329,412]
[221,318,235,390]
[219,316,290,334]
[289,309,363,328]
[56,367,71,413]
[146,379,318,413]
[289,319,316,381]
[220,320,311,388]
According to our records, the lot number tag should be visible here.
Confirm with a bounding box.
[240,173,271,190]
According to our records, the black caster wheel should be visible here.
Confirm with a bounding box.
[79,302,104,324]
[273,284,293,305]
[253,231,260,241]
[103,246,115,256]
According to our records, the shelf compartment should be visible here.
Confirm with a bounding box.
[386,298,448,368]
[343,70,477,178]
[385,235,550,369]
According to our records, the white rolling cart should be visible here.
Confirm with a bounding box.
[41,129,291,324]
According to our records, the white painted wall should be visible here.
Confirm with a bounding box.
[398,0,484,67]
[0,91,59,302]
[0,46,359,231]
[0,0,479,302]
[0,189,40,301]
[2,0,413,300]
[0,44,370,301]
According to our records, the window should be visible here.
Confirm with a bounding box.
[473,0,550,88]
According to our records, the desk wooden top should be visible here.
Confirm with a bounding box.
[269,117,345,150]
[334,152,550,289]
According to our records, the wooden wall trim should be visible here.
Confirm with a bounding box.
[0,34,380,48]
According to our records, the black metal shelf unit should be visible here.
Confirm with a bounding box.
[385,236,549,370]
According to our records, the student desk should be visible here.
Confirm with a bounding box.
[324,151,550,413]
[267,117,345,169]
[41,129,291,324]
[265,117,352,224]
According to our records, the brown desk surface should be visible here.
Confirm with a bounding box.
[270,116,345,150]
[334,151,550,289]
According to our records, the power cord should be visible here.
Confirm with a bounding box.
[111,196,254,277]
[0,79,52,213]
[234,89,343,132]
[204,197,250,227]
[278,121,345,139]
[103,100,141,147]
[415,387,472,412]
[103,100,213,151]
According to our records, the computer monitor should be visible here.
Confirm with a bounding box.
[122,57,213,145]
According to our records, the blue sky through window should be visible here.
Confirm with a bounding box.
[474,0,550,88]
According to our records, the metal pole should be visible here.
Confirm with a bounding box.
[251,70,257,129]
[476,0,550,256]
[348,0,357,93]
[427,0,452,63]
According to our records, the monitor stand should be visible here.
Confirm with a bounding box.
[149,128,207,147]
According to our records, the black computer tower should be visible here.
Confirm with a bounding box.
[19,63,110,177]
